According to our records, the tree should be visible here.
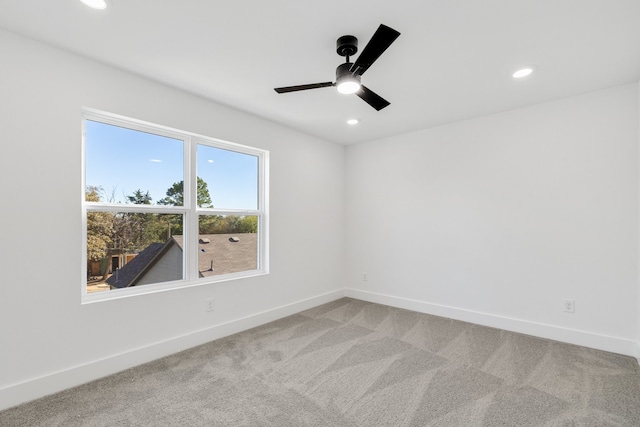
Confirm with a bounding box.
[198,215,257,234]
[85,185,101,203]
[127,189,152,205]
[236,216,258,233]
[157,178,213,235]
[117,189,179,250]
[157,177,213,208]
[112,189,157,252]
[199,214,223,234]
[86,186,114,277]
[195,177,213,208]
[128,189,158,245]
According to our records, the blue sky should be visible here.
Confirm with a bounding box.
[85,120,258,209]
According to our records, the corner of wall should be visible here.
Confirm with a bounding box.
[637,80,640,365]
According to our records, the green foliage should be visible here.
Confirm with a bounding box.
[122,189,159,249]
[199,215,258,234]
[157,177,213,208]
[115,189,184,251]
[144,217,173,242]
[196,177,213,208]
[85,186,114,262]
[156,178,212,235]
[198,215,221,234]
[236,216,258,233]
[157,181,184,206]
[127,189,152,205]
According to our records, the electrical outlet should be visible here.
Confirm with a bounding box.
[205,298,215,313]
[563,299,575,313]
[362,272,368,282]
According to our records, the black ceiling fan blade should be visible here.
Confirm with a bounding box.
[356,85,390,111]
[274,82,334,93]
[350,24,400,76]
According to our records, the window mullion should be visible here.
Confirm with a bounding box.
[258,152,268,272]
[185,136,198,282]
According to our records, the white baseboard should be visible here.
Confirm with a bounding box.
[0,289,345,412]
[346,288,639,361]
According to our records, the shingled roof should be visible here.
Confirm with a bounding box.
[172,233,257,277]
[106,241,170,289]
[107,233,257,289]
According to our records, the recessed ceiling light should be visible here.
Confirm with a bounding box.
[512,67,534,79]
[347,119,359,125]
[80,0,109,10]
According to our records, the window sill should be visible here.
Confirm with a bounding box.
[81,270,269,305]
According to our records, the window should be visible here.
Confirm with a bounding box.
[82,108,268,302]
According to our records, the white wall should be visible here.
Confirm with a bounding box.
[346,83,639,357]
[1,26,639,411]
[0,29,345,409]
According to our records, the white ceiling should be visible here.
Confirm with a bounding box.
[1,1,640,145]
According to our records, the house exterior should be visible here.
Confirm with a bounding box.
[106,233,257,289]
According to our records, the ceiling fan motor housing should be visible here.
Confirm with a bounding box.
[336,62,360,84]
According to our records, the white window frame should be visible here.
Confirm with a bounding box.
[81,108,269,304]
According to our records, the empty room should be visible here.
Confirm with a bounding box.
[1,1,639,425]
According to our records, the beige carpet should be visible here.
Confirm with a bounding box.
[2,298,640,426]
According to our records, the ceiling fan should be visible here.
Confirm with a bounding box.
[274,24,401,111]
